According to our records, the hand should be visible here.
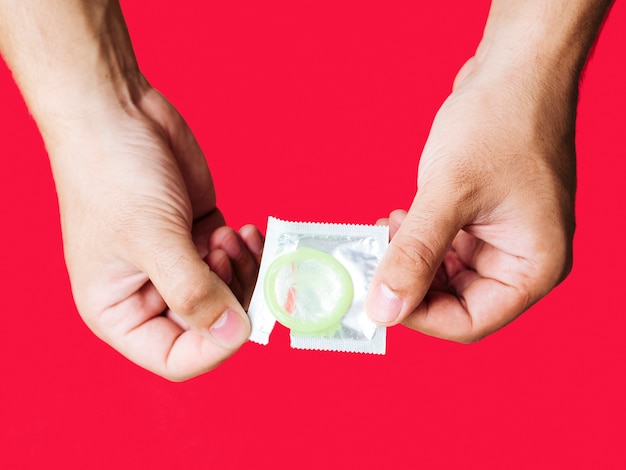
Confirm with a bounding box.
[366,54,577,342]
[205,224,264,312]
[48,84,262,380]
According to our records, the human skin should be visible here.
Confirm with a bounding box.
[366,0,615,342]
[0,1,263,381]
[0,0,615,380]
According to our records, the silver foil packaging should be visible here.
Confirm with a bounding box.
[248,217,388,354]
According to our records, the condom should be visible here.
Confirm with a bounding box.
[263,247,354,335]
[248,217,389,354]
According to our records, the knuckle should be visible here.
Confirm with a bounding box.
[162,371,193,383]
[529,231,574,298]
[160,370,190,382]
[167,281,209,318]
[391,236,440,279]
[553,235,574,285]
[455,331,486,345]
[236,254,258,279]
[559,255,573,282]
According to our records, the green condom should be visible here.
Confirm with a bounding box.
[263,247,354,335]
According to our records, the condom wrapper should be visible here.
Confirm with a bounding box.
[248,217,388,354]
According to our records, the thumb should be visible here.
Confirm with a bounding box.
[366,192,466,325]
[139,229,251,350]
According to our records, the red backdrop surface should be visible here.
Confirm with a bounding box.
[1,1,625,468]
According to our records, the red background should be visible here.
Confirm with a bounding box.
[1,1,624,468]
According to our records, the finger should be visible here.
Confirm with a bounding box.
[375,209,407,239]
[98,282,242,381]
[166,309,190,330]
[400,231,532,342]
[209,227,258,288]
[239,224,264,265]
[402,276,527,343]
[192,208,226,259]
[237,225,264,308]
[205,248,246,308]
[384,213,451,292]
[366,192,465,325]
[387,209,408,239]
[450,230,529,288]
[209,226,260,309]
[205,248,233,286]
[136,228,250,351]
[452,56,477,92]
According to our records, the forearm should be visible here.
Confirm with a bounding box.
[477,0,614,80]
[447,0,615,152]
[0,1,146,136]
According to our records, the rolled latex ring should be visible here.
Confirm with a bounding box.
[263,247,354,334]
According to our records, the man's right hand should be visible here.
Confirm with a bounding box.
[0,1,262,381]
[51,85,260,381]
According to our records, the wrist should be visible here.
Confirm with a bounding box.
[35,68,152,151]
[466,0,613,91]
[2,1,149,139]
